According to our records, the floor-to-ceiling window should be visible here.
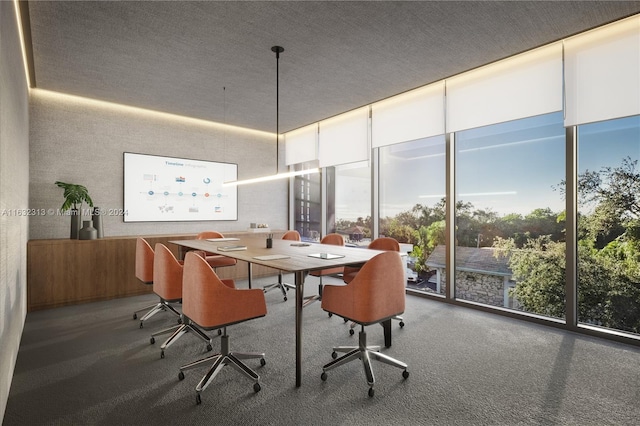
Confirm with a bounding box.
[326,162,371,245]
[286,14,640,346]
[454,112,566,315]
[379,135,446,293]
[293,162,321,241]
[576,115,640,335]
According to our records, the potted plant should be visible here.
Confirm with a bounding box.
[55,181,94,239]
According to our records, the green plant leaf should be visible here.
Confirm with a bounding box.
[55,181,94,211]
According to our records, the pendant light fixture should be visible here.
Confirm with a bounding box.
[223,46,319,187]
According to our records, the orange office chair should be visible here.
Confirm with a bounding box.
[320,251,409,397]
[149,244,214,359]
[177,252,268,405]
[262,230,301,301]
[305,233,345,308]
[196,231,238,270]
[343,237,406,333]
[134,237,181,328]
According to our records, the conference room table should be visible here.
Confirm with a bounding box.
[170,237,389,387]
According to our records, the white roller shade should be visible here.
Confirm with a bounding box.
[372,81,445,148]
[285,123,318,165]
[447,42,563,133]
[564,15,640,127]
[318,107,369,168]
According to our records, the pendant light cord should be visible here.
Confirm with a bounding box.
[272,46,284,174]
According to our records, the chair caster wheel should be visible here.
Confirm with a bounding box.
[178,371,185,381]
[206,344,213,352]
[349,328,355,336]
[331,351,337,359]
[403,370,409,379]
[160,351,165,359]
[196,393,202,405]
[133,313,137,320]
[150,337,155,344]
[399,321,405,328]
[253,383,261,393]
[283,297,287,301]
[139,322,144,329]
[217,329,222,335]
[328,312,333,317]
[368,387,375,397]
[177,317,183,324]
[260,358,266,366]
[321,372,327,381]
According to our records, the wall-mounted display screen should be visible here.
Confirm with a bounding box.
[123,152,238,222]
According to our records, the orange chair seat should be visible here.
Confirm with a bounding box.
[204,255,237,268]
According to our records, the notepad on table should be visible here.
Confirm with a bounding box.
[207,237,240,242]
[290,243,311,247]
[308,253,344,260]
[217,245,247,252]
[253,254,290,261]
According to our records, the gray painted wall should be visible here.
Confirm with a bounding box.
[0,1,30,419]
[29,91,288,239]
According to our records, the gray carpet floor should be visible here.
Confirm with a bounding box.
[4,274,640,425]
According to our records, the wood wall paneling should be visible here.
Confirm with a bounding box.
[27,231,284,311]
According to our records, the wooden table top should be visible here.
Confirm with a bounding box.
[170,237,386,274]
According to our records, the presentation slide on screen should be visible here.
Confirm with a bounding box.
[124,152,238,222]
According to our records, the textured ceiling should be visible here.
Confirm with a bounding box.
[27,1,640,133]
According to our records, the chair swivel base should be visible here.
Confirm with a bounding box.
[178,331,265,404]
[320,328,409,397]
[263,272,295,302]
[302,283,324,308]
[150,320,216,358]
[133,302,160,320]
[137,300,181,328]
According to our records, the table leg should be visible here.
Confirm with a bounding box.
[382,318,392,348]
[247,263,252,289]
[295,270,305,387]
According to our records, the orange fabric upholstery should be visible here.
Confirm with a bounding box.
[343,237,400,284]
[196,231,238,268]
[197,231,224,240]
[282,230,301,241]
[134,238,185,325]
[320,250,408,394]
[182,252,267,329]
[369,237,401,252]
[203,255,237,268]
[153,243,184,302]
[135,237,154,284]
[322,251,405,324]
[310,233,345,277]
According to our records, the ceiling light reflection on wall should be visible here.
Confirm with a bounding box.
[14,0,31,87]
[31,88,273,139]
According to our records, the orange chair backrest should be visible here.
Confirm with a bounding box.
[321,233,344,246]
[282,230,301,241]
[324,251,405,323]
[135,238,154,284]
[153,243,184,301]
[182,252,267,328]
[368,237,400,252]
[197,231,224,240]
